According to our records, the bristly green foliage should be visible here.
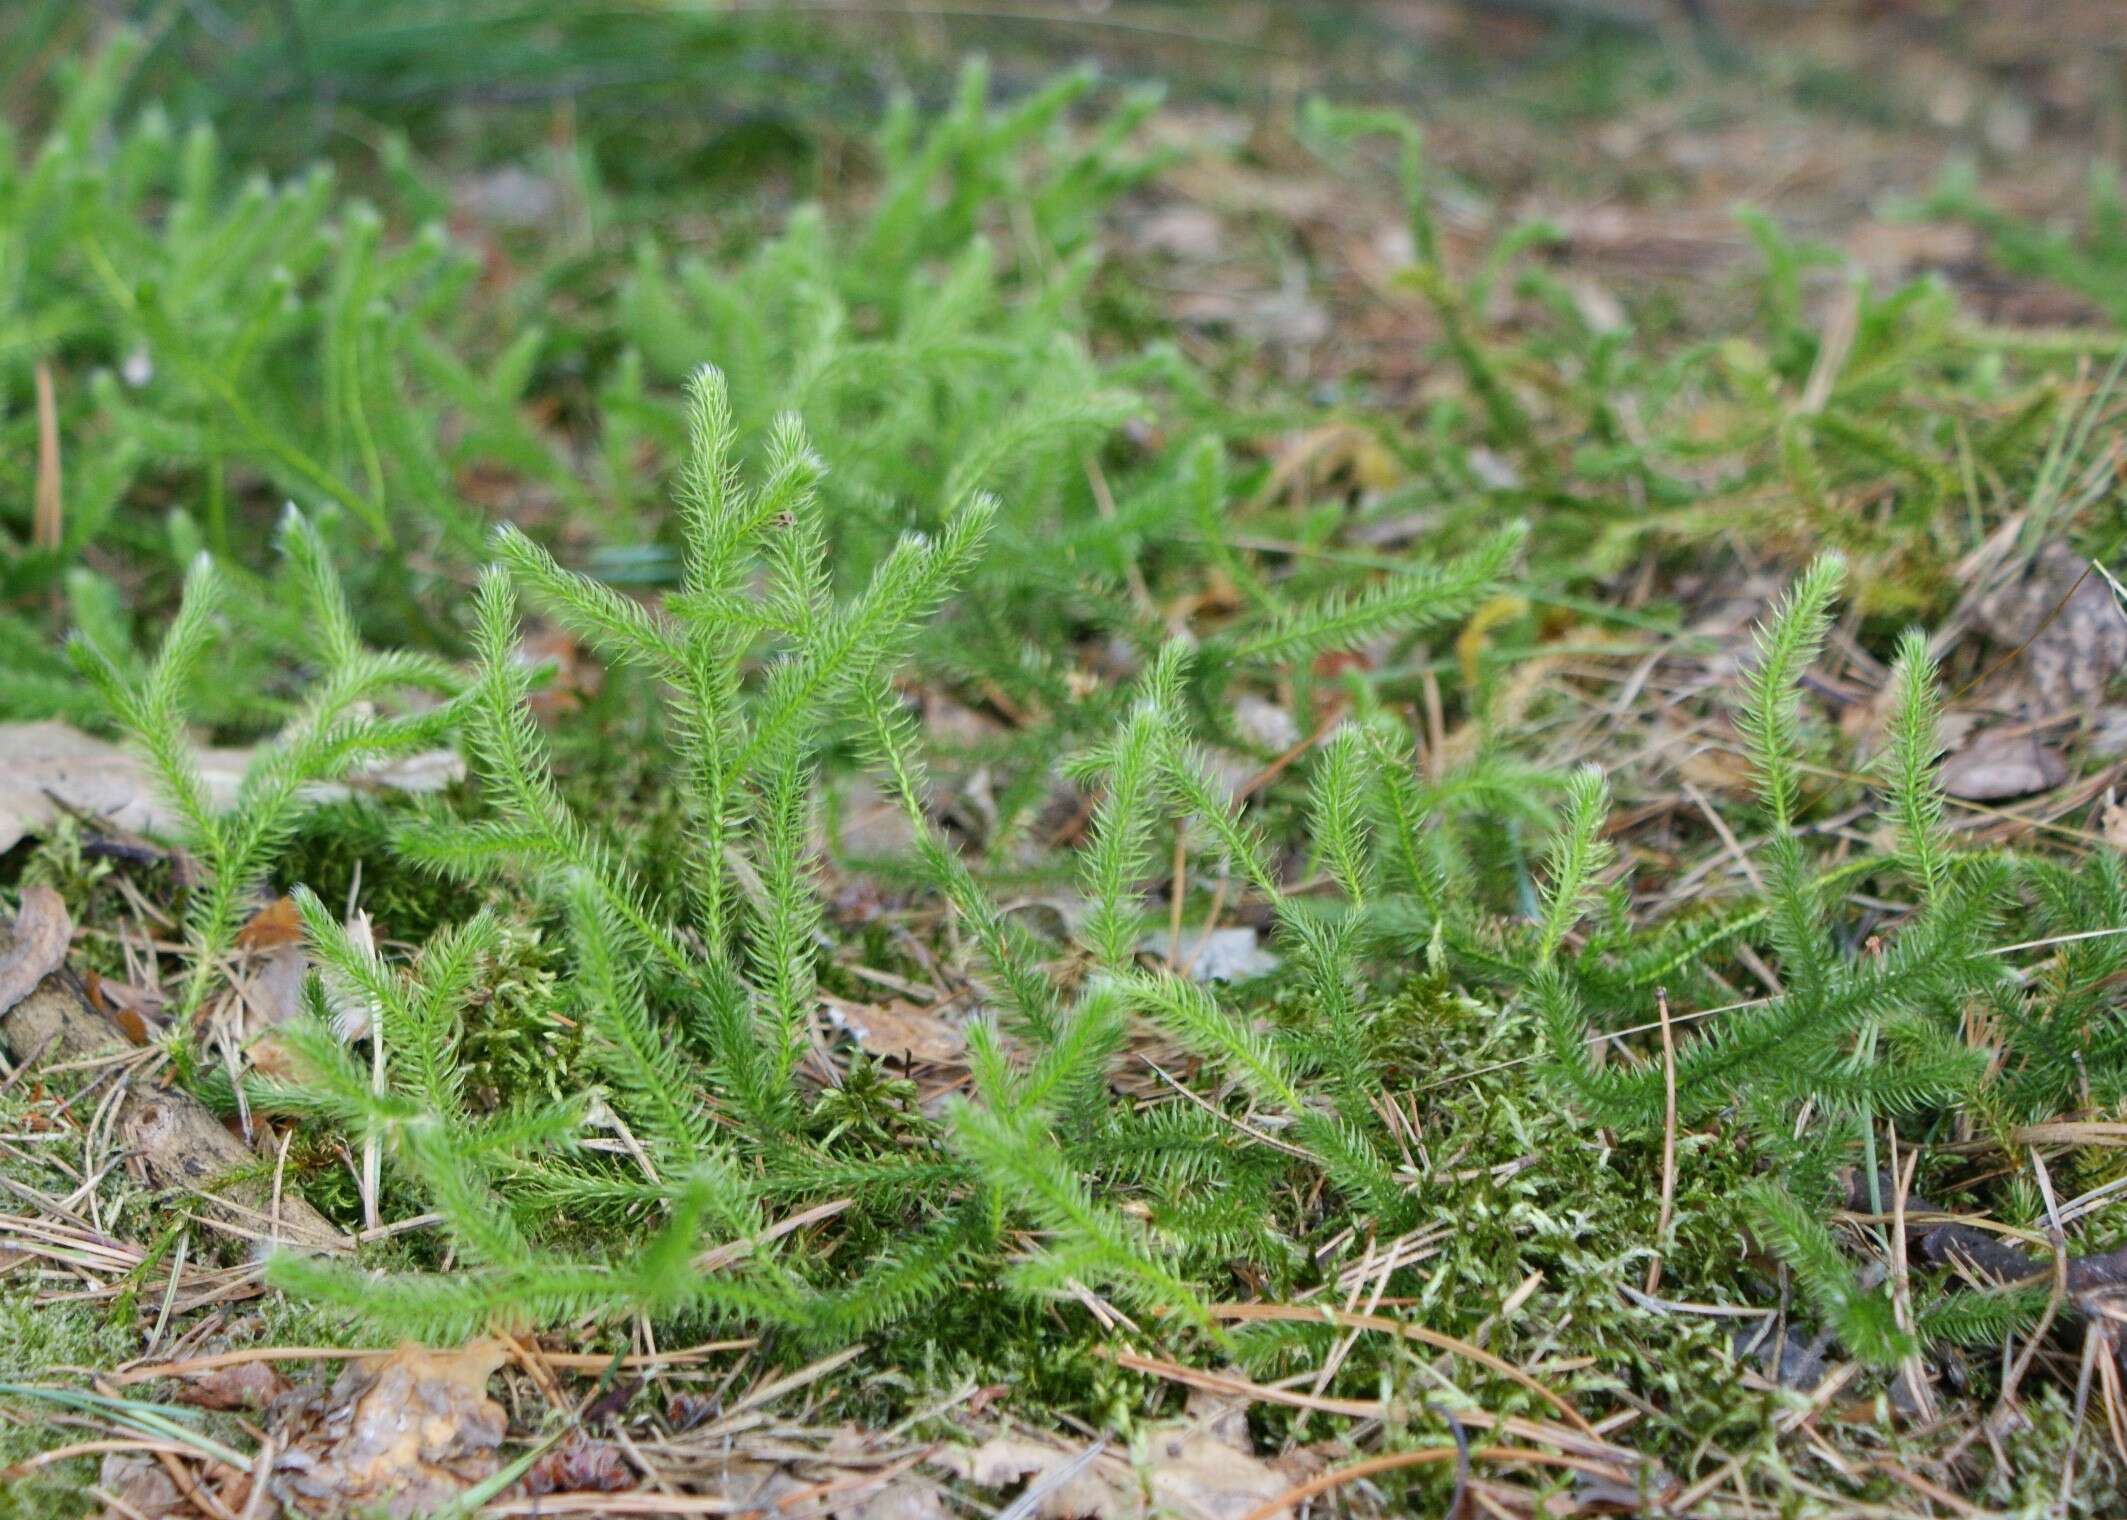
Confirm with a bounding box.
[69,510,461,1021]
[1532,558,2053,1367]
[599,59,1181,787]
[55,365,1531,1348]
[600,58,1541,831]
[1881,628,1950,901]
[244,370,1005,1339]
[1923,161,2127,327]
[1535,765,1613,969]
[0,32,587,720]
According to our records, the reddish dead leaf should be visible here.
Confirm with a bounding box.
[1310,649,1371,682]
[521,1438,633,1496]
[270,1339,508,1518]
[176,1360,292,1410]
[238,896,305,950]
[0,885,71,1018]
[85,973,165,1045]
[666,1391,716,1431]
[522,625,601,718]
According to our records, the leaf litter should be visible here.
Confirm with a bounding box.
[0,720,461,855]
[267,1340,511,1517]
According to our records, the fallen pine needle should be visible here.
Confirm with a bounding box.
[1240,1444,1642,1520]
[109,1337,758,1387]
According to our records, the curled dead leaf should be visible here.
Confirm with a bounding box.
[244,943,314,1078]
[0,885,71,1018]
[96,1451,188,1520]
[521,625,601,718]
[85,972,163,1045]
[1973,543,2127,712]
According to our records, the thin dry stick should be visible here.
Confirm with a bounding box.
[88,1488,157,1520]
[238,1438,277,1520]
[111,1338,757,1385]
[152,1448,238,1520]
[1139,1057,1317,1161]
[1643,986,1677,1296]
[1887,1136,1934,1423]
[1680,781,1764,894]
[2062,1320,2099,1506]
[33,360,62,554]
[1798,280,1861,414]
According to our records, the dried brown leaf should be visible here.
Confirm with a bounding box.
[0,885,71,1017]
[243,944,314,1079]
[937,1436,1117,1518]
[0,721,462,854]
[521,1438,633,1496]
[95,1451,187,1520]
[270,1340,508,1517]
[826,996,965,1065]
[1938,729,2068,800]
[237,896,305,950]
[1974,543,2127,711]
[177,1360,293,1411]
[85,972,163,1045]
[1144,1429,1295,1520]
[933,1424,1291,1520]
[521,625,600,718]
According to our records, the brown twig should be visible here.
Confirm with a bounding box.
[1643,986,1677,1296]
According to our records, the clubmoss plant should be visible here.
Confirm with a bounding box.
[1532,554,2056,1367]
[46,362,1523,1349]
[69,510,462,1023]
